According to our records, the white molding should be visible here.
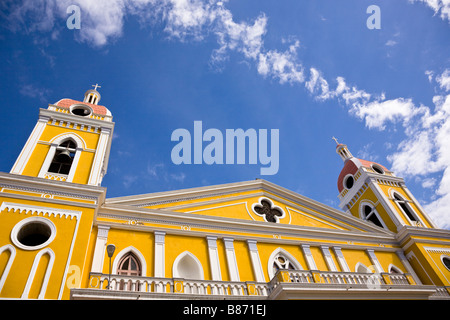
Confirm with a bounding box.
[172,251,204,280]
[247,240,266,282]
[206,236,222,281]
[0,202,81,219]
[366,249,384,273]
[10,217,57,251]
[332,247,350,272]
[0,245,16,293]
[154,231,166,278]
[91,226,110,273]
[11,116,49,175]
[301,244,317,270]
[395,250,422,284]
[223,238,240,281]
[267,247,303,279]
[21,248,55,299]
[358,200,388,230]
[320,245,338,272]
[112,246,148,277]
[88,128,110,186]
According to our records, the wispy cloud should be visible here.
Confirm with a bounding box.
[410,0,450,23]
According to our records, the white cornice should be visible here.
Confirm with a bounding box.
[39,108,115,129]
[97,202,398,247]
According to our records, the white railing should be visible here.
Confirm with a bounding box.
[85,269,431,299]
[93,274,270,297]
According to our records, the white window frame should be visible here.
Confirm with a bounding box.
[38,133,85,183]
[359,201,387,229]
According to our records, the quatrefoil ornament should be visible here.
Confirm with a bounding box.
[252,198,285,223]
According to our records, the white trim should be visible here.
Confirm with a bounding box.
[206,236,222,281]
[154,231,166,278]
[358,200,388,230]
[1,202,81,219]
[112,246,147,277]
[21,248,55,299]
[223,238,240,281]
[441,255,450,272]
[368,180,404,229]
[247,240,266,282]
[90,226,110,273]
[172,251,204,280]
[343,174,355,190]
[333,247,350,272]
[366,249,384,273]
[0,245,16,293]
[320,245,338,271]
[388,264,404,274]
[390,190,426,227]
[10,217,56,251]
[267,247,303,280]
[395,250,422,284]
[11,116,49,175]
[301,244,317,270]
[88,128,111,186]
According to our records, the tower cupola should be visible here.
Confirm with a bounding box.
[83,84,101,105]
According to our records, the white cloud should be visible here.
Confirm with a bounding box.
[385,40,397,46]
[410,0,450,23]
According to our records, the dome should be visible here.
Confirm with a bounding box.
[337,157,389,193]
[53,98,112,117]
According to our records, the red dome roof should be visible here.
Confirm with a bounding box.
[337,158,389,193]
[53,98,110,116]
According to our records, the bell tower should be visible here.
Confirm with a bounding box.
[334,138,437,232]
[10,85,114,186]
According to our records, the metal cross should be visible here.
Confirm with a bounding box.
[92,83,102,91]
[332,136,339,145]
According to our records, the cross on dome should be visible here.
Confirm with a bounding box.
[92,83,101,91]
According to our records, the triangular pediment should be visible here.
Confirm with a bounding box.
[105,180,393,235]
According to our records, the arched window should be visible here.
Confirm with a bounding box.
[267,248,303,280]
[272,254,296,275]
[47,140,76,175]
[393,193,418,223]
[117,252,141,277]
[361,204,385,228]
[117,252,142,291]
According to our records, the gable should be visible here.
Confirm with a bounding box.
[106,180,392,234]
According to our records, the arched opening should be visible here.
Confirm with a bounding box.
[361,203,385,229]
[267,248,303,280]
[173,251,204,280]
[117,252,142,291]
[48,139,77,175]
[393,193,418,223]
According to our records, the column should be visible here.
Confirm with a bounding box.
[11,115,49,174]
[88,127,111,186]
[396,250,422,284]
[366,249,384,273]
[247,240,266,282]
[91,225,110,273]
[301,244,317,270]
[223,238,240,281]
[320,245,338,271]
[154,231,166,278]
[207,236,222,281]
[332,247,350,272]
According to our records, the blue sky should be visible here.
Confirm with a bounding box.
[1,0,449,228]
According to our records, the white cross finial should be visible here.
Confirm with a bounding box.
[332,136,339,145]
[92,83,101,91]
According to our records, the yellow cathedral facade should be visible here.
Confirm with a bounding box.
[0,87,449,300]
